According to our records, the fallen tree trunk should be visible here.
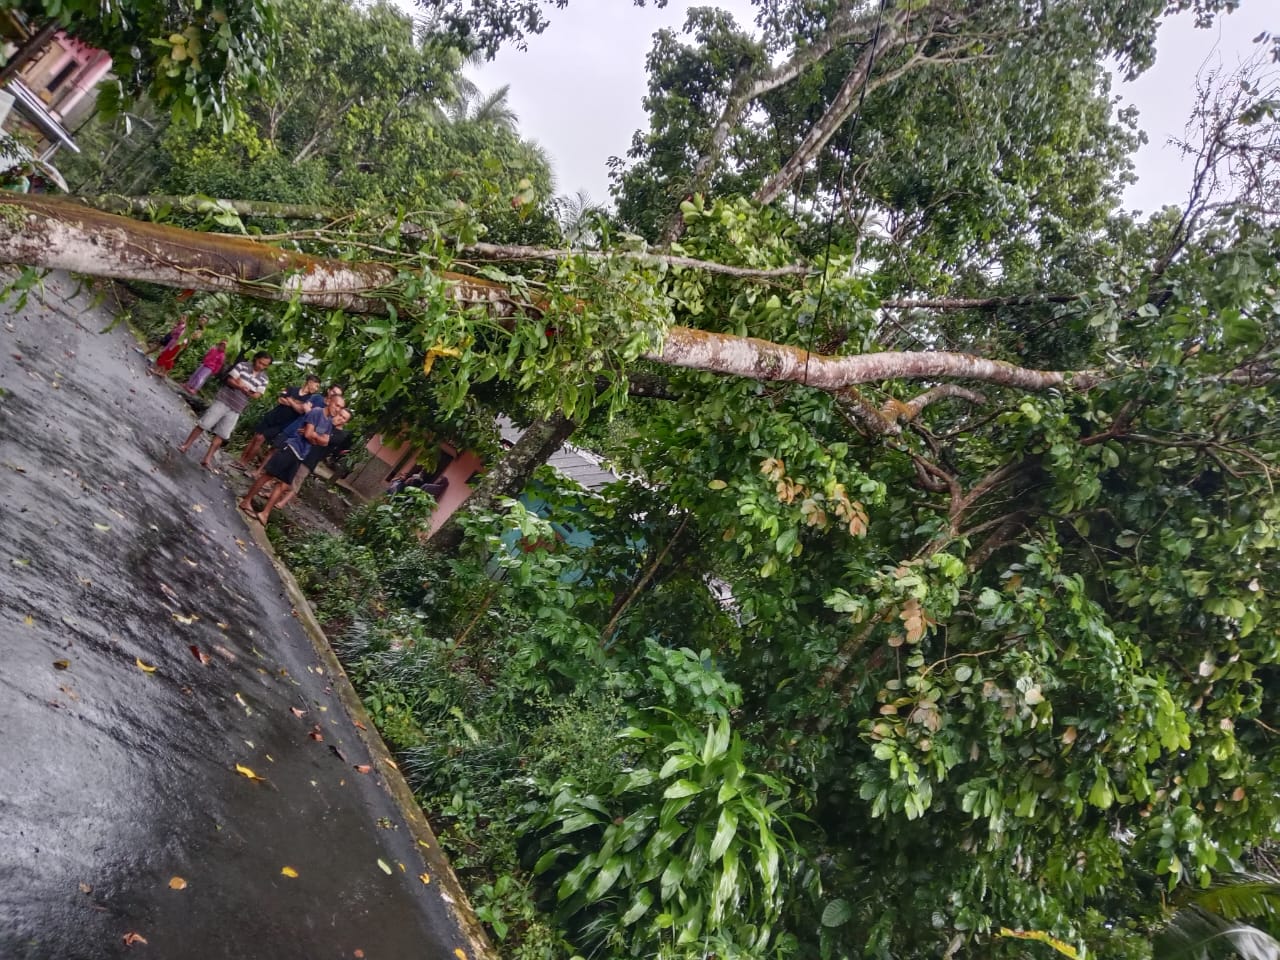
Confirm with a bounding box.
[0,194,1088,393]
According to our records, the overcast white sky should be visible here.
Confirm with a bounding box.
[462,2,1276,216]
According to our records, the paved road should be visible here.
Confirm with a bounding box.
[0,275,480,959]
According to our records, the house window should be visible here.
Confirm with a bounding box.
[385,447,416,482]
[46,60,77,94]
[427,450,454,483]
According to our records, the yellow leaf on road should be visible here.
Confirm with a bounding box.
[235,763,266,782]
[280,866,299,878]
[136,658,157,673]
[419,873,430,885]
[168,876,187,890]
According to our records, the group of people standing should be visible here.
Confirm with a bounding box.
[145,313,228,395]
[172,350,354,526]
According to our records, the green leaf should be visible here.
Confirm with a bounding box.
[709,807,738,862]
[621,887,654,925]
[822,898,853,927]
[585,855,625,899]
[663,779,703,799]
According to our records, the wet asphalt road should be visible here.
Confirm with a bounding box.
[0,276,467,959]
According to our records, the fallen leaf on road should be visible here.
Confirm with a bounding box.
[79,882,92,894]
[217,622,229,630]
[352,720,366,731]
[11,557,30,567]
[93,522,111,532]
[308,730,324,742]
[354,952,365,959]
[354,764,371,774]
[135,658,157,673]
[290,707,306,719]
[182,556,198,567]
[168,877,187,890]
[212,644,236,662]
[53,659,70,670]
[23,615,34,626]
[189,645,211,665]
[377,859,392,875]
[398,862,405,872]
[173,613,199,625]
[382,757,399,770]
[122,932,148,946]
[419,873,430,885]
[234,538,248,551]
[191,503,204,513]
[234,764,266,782]
[280,866,299,878]
[329,745,348,763]
[455,950,467,960]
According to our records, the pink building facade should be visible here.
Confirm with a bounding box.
[341,434,484,537]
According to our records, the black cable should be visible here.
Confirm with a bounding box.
[803,0,890,386]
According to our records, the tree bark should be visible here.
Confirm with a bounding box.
[427,412,578,557]
[0,194,1091,393]
[0,20,61,88]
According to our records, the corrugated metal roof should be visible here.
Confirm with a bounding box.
[497,415,619,492]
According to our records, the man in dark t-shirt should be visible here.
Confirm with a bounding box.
[234,375,323,471]
[275,411,353,510]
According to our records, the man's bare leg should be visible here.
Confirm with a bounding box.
[177,426,203,454]
[237,434,266,466]
[257,481,292,525]
[239,474,276,514]
[200,436,225,470]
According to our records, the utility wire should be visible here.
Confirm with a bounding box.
[803,0,890,386]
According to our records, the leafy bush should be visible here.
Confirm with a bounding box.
[345,487,439,556]
[523,711,800,959]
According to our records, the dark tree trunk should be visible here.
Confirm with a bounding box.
[427,412,577,557]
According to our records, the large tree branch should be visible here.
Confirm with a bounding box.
[74,194,813,281]
[0,194,1094,395]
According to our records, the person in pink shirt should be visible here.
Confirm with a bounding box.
[184,340,227,394]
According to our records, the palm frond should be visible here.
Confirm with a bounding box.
[1155,905,1280,960]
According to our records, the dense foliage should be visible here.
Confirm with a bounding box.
[5,0,1280,957]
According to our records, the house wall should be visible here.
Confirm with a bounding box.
[339,433,484,536]
[426,449,483,536]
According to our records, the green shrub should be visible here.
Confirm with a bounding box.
[523,710,800,959]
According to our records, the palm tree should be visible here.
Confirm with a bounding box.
[1155,872,1280,960]
[555,189,606,248]
[447,84,518,129]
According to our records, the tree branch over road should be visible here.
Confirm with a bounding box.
[0,194,1093,395]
